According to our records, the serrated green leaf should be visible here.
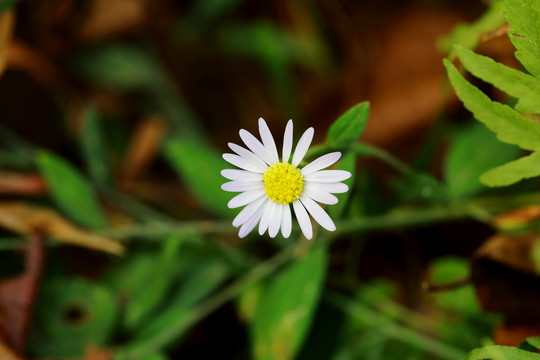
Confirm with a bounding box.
[505,0,540,79]
[80,106,109,186]
[36,151,107,228]
[327,102,370,147]
[462,345,540,360]
[444,60,540,151]
[480,151,540,186]
[522,336,540,351]
[454,45,540,113]
[164,138,233,217]
[252,246,327,360]
[28,279,116,358]
[438,0,505,53]
[445,121,521,198]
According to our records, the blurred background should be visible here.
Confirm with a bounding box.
[0,0,536,359]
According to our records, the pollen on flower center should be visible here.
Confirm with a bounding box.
[263,162,304,204]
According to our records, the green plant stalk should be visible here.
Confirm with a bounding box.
[113,242,298,360]
[325,291,466,360]
[98,189,540,241]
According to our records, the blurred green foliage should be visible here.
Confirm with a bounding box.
[1,0,540,359]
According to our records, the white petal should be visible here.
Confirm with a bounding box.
[292,200,312,240]
[303,187,338,205]
[222,181,263,192]
[227,189,266,208]
[238,205,265,238]
[304,170,351,183]
[228,143,268,171]
[221,169,263,181]
[232,196,267,227]
[305,182,349,194]
[258,118,280,164]
[239,129,274,165]
[282,120,293,163]
[281,204,292,238]
[292,127,314,166]
[259,200,277,235]
[268,203,283,238]
[301,152,341,176]
[300,195,336,231]
[223,153,265,173]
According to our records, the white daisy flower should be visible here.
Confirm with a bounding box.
[221,118,351,240]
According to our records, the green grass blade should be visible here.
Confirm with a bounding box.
[36,151,108,228]
[164,138,233,217]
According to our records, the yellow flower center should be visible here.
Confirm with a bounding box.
[263,162,304,204]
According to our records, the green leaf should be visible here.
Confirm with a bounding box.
[454,45,540,113]
[444,59,540,151]
[164,138,233,217]
[505,0,540,79]
[480,151,540,186]
[521,336,540,351]
[237,283,263,323]
[533,239,540,275]
[28,279,116,358]
[296,300,345,360]
[80,106,109,186]
[116,258,230,359]
[445,121,521,198]
[327,102,370,147]
[252,246,327,360]
[75,44,166,91]
[429,257,479,314]
[0,0,19,13]
[462,345,540,360]
[36,151,107,228]
[186,0,246,28]
[123,234,185,331]
[140,354,169,360]
[438,0,505,53]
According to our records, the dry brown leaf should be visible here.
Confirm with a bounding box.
[0,338,23,360]
[0,233,44,355]
[359,7,462,147]
[0,202,123,255]
[80,345,111,360]
[495,323,540,347]
[6,40,60,85]
[475,233,537,274]
[472,233,540,325]
[0,10,15,77]
[493,205,540,230]
[0,172,46,195]
[78,0,149,40]
[119,115,166,181]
